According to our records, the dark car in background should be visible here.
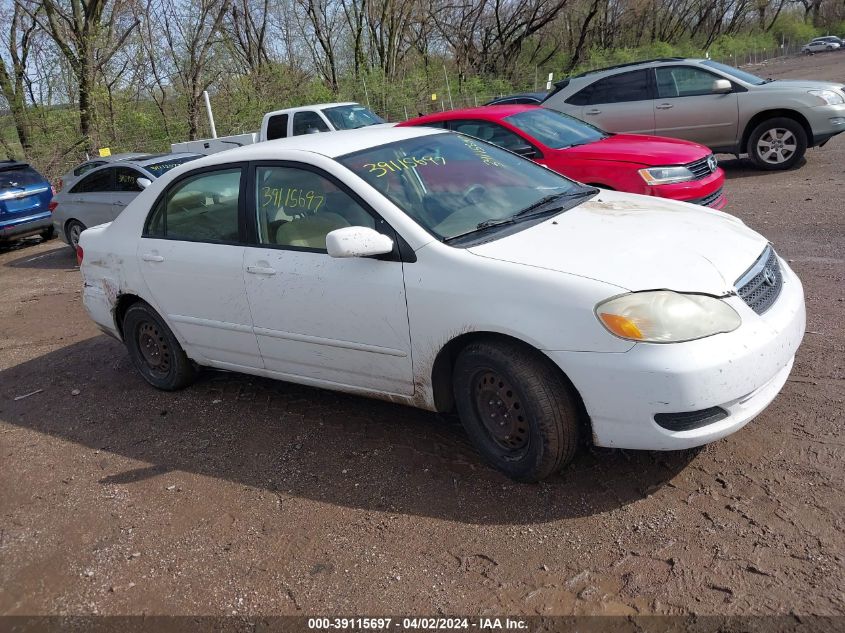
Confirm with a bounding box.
[485,92,548,105]
[0,160,54,244]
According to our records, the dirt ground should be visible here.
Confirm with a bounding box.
[1,53,843,618]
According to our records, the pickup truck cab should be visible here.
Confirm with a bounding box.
[261,102,385,140]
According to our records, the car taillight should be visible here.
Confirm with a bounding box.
[48,200,58,213]
[76,245,83,266]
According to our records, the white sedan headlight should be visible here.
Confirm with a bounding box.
[638,166,696,185]
[596,291,741,343]
[808,89,845,106]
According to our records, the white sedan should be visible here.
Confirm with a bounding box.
[79,126,805,481]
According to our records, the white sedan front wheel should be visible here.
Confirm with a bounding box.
[452,339,581,482]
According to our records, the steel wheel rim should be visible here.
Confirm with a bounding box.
[757,128,797,164]
[473,369,530,455]
[137,321,171,374]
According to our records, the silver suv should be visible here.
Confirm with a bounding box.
[542,58,845,170]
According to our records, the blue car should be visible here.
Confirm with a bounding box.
[0,160,55,243]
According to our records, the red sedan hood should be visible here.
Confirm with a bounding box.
[563,134,711,166]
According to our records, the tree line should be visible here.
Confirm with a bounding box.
[1,0,843,175]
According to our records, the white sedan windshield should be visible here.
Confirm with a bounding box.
[338,133,579,240]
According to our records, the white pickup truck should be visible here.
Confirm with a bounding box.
[171,102,386,155]
[261,102,386,140]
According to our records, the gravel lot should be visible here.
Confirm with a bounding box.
[1,54,843,618]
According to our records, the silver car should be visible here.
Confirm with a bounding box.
[52,153,201,249]
[56,152,150,194]
[542,57,845,170]
[802,38,842,54]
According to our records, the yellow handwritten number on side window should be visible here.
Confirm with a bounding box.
[261,187,324,211]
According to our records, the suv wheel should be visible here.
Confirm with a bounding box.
[747,117,806,170]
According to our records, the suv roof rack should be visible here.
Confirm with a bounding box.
[569,57,686,79]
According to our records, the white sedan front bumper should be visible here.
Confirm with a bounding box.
[547,257,805,450]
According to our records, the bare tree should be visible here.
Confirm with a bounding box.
[431,0,570,79]
[340,0,368,78]
[32,0,139,148]
[154,0,232,139]
[224,0,272,75]
[295,0,342,90]
[366,0,418,77]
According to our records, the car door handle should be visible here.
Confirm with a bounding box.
[141,253,164,262]
[246,265,277,275]
[585,109,602,115]
[656,103,674,110]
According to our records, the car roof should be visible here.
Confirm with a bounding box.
[67,153,203,182]
[0,160,34,172]
[269,102,360,114]
[402,105,539,125]
[77,152,149,166]
[134,152,201,166]
[488,92,547,101]
[568,57,691,79]
[187,126,445,168]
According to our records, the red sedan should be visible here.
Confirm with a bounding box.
[398,105,726,208]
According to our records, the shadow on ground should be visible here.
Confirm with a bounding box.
[717,154,807,180]
[4,242,76,270]
[0,336,699,525]
[0,235,56,256]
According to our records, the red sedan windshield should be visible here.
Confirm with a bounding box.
[505,109,607,149]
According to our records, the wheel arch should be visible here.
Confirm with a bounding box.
[113,293,145,340]
[428,331,590,436]
[741,110,812,152]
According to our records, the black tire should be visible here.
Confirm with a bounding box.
[40,226,55,240]
[65,219,86,250]
[452,340,581,482]
[123,302,196,390]
[747,117,807,171]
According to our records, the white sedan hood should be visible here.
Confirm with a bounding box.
[468,192,769,295]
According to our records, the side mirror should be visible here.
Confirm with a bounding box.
[512,144,540,159]
[326,226,394,258]
[712,79,733,94]
[137,177,152,189]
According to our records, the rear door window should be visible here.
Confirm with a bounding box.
[656,66,725,98]
[265,113,289,140]
[567,70,652,105]
[114,167,145,192]
[145,168,242,243]
[70,168,114,193]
